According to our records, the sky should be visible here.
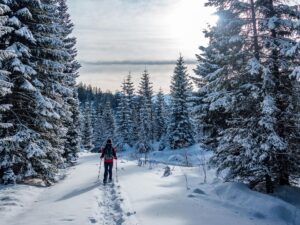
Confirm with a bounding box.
[68,0,217,93]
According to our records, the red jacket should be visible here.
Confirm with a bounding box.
[100,146,117,163]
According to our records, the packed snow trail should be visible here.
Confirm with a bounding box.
[2,154,132,225]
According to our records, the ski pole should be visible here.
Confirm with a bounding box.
[98,159,102,180]
[115,159,118,183]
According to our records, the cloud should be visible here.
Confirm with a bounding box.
[69,0,214,62]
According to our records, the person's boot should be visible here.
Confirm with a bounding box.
[103,179,107,185]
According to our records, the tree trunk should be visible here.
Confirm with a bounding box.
[279,174,290,186]
[278,154,290,186]
[265,174,274,193]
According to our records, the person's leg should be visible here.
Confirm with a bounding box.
[103,162,109,183]
[108,162,113,181]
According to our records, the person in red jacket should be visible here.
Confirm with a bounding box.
[100,139,117,184]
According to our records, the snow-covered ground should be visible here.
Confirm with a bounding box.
[1,150,299,225]
[0,153,134,225]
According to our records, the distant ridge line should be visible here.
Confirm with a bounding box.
[81,60,197,66]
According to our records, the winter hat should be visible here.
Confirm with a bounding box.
[107,139,112,144]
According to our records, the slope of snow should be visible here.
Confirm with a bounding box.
[119,146,300,225]
[118,158,300,225]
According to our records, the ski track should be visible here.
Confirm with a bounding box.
[93,183,125,225]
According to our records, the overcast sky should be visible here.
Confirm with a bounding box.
[68,0,216,92]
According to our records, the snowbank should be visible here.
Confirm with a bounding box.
[119,145,300,225]
[213,182,300,224]
[119,160,300,225]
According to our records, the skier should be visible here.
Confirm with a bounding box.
[100,139,117,184]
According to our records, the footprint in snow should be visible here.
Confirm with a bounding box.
[89,217,97,224]
[188,194,196,198]
[193,188,206,195]
[126,211,136,216]
[60,218,74,222]
[0,196,19,202]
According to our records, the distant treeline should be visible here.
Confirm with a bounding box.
[77,82,119,110]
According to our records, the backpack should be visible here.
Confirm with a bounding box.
[104,144,113,160]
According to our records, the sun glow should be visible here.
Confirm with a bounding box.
[164,0,218,57]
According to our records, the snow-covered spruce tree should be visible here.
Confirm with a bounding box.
[63,90,81,163]
[131,95,142,147]
[101,101,115,143]
[0,0,63,184]
[168,56,194,149]
[124,73,137,145]
[0,3,14,125]
[194,0,249,184]
[256,0,300,187]
[0,3,16,184]
[82,102,94,151]
[198,0,300,192]
[58,0,81,164]
[0,3,14,123]
[93,103,104,147]
[137,69,154,151]
[197,0,272,191]
[154,88,167,142]
[115,82,131,150]
[91,101,99,142]
[26,0,72,178]
[0,0,80,183]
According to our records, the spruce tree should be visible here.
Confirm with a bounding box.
[193,6,245,146]
[82,103,94,151]
[124,73,136,145]
[168,56,194,149]
[197,0,300,192]
[138,69,154,151]
[0,3,14,129]
[27,0,71,178]
[102,101,115,143]
[93,103,104,147]
[63,90,81,163]
[0,0,62,184]
[58,0,81,164]
[115,82,131,150]
[256,0,300,187]
[0,3,16,184]
[0,0,80,183]
[131,96,142,147]
[0,2,14,128]
[154,88,167,142]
